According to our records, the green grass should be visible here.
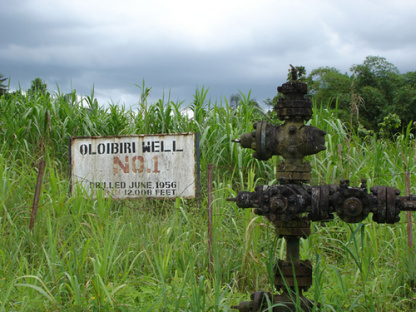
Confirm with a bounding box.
[0,87,416,311]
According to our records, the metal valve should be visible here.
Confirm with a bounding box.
[233,121,326,163]
[232,77,326,183]
[227,180,416,225]
[228,70,416,311]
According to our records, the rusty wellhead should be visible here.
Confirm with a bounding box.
[228,67,416,311]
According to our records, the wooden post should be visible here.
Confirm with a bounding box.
[30,159,46,231]
[207,163,214,274]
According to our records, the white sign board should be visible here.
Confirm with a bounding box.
[70,133,196,199]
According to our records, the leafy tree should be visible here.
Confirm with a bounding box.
[394,71,416,126]
[263,97,276,107]
[402,71,416,87]
[0,74,7,96]
[277,57,416,133]
[378,113,401,138]
[28,77,49,100]
[351,56,399,100]
[349,56,416,132]
[350,56,402,129]
[306,66,352,109]
[248,98,261,109]
[305,67,360,128]
[392,76,416,126]
[351,56,399,88]
[229,93,240,109]
[229,93,261,111]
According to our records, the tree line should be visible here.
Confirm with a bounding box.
[309,56,415,133]
[2,55,416,134]
[263,56,416,134]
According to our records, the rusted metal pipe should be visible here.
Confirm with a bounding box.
[286,237,300,262]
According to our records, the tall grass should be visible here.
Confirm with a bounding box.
[0,87,416,311]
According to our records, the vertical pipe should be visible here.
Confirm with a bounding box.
[286,237,300,262]
[207,163,214,274]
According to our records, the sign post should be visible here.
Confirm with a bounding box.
[70,133,196,199]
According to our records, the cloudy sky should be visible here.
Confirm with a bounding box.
[1,0,416,108]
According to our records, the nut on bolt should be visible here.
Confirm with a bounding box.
[343,197,363,217]
[270,196,287,212]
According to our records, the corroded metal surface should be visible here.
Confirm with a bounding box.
[228,182,414,225]
[229,70,416,311]
[274,260,312,290]
[233,79,325,183]
[230,76,324,311]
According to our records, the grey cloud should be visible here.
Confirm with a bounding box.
[2,1,416,108]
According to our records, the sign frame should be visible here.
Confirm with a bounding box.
[69,133,198,199]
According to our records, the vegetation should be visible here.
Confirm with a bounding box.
[306,56,416,133]
[0,74,7,96]
[263,56,416,135]
[0,64,416,311]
